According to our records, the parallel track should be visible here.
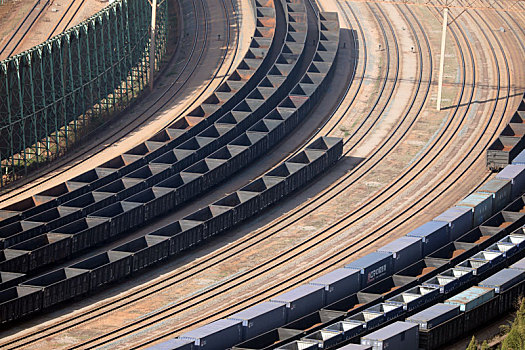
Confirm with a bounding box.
[122,0,512,345]
[1,0,520,348]
[0,0,51,58]
[0,0,241,347]
[0,1,410,345]
[46,0,86,40]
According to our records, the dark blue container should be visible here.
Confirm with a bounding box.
[497,164,525,198]
[478,178,512,212]
[309,268,360,304]
[228,301,287,340]
[406,303,459,330]
[377,236,422,273]
[146,339,194,350]
[406,221,449,256]
[270,284,325,322]
[178,319,243,350]
[344,252,393,288]
[433,207,473,240]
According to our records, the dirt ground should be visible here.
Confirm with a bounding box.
[0,0,107,59]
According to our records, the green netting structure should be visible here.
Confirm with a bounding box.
[0,0,168,188]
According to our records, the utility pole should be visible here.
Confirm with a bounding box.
[437,7,448,111]
[149,0,157,91]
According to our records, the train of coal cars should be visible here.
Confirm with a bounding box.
[0,136,342,324]
[487,93,525,170]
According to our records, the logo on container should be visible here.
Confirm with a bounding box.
[367,264,387,283]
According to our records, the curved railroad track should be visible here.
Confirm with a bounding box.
[121,0,514,345]
[0,0,241,347]
[1,0,520,348]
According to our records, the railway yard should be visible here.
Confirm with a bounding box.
[0,0,524,348]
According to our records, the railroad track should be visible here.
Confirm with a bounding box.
[1,0,516,348]
[0,0,417,347]
[118,0,515,345]
[0,0,51,59]
[46,0,86,40]
[0,0,240,346]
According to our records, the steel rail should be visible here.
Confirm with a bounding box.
[46,0,87,40]
[6,0,508,346]
[0,0,51,57]
[46,1,513,347]
[57,1,413,348]
[292,1,515,345]
[0,0,402,346]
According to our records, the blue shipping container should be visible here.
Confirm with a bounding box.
[309,268,360,305]
[377,236,422,273]
[270,284,325,322]
[456,192,494,227]
[478,178,512,212]
[361,322,418,350]
[497,164,525,199]
[445,286,495,311]
[433,207,473,240]
[406,221,449,256]
[178,319,242,349]
[228,302,287,340]
[345,252,393,288]
[146,339,194,350]
[406,303,459,330]
[479,268,525,293]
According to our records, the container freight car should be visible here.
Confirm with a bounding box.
[270,284,326,322]
[308,268,361,305]
[344,252,393,289]
[377,236,423,273]
[223,218,525,348]
[178,319,243,349]
[406,221,449,256]
[478,178,512,212]
[405,303,460,330]
[456,192,494,227]
[496,164,525,199]
[176,162,525,349]
[433,207,473,241]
